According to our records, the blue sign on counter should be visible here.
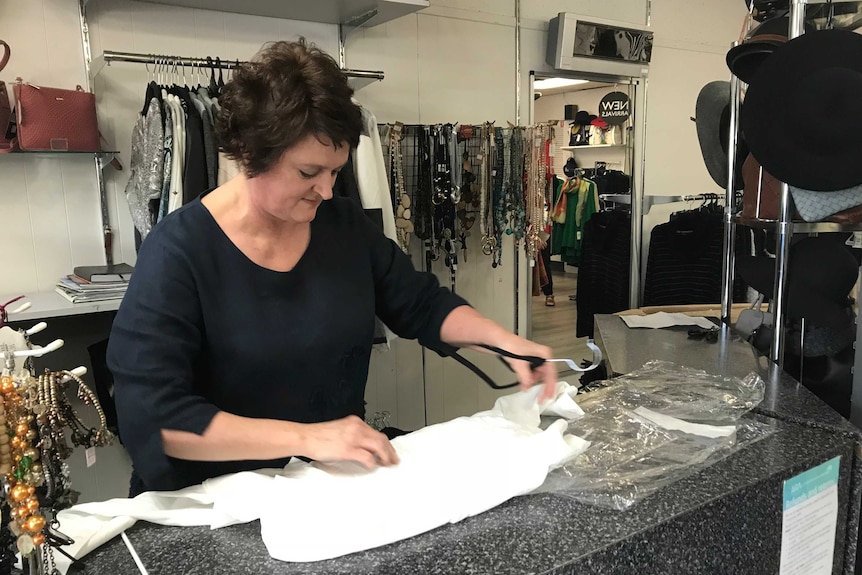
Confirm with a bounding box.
[780,456,840,575]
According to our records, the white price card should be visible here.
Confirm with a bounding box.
[85,447,97,468]
[780,457,840,575]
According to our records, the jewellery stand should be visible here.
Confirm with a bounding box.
[1,299,100,575]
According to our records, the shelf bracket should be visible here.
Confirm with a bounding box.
[338,9,378,68]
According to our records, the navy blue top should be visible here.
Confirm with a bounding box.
[107,195,467,492]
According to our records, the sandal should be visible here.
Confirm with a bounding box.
[545,295,555,307]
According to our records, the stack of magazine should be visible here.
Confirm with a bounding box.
[55,264,134,304]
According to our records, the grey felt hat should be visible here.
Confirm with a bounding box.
[695,81,748,189]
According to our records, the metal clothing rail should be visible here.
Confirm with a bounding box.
[90,50,385,86]
[599,192,724,215]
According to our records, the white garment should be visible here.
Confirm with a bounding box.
[217,151,240,185]
[354,105,400,347]
[54,381,589,573]
[165,93,185,214]
[354,106,398,245]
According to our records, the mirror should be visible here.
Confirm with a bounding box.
[529,73,637,367]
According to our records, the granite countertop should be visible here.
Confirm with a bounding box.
[593,314,861,441]
[77,419,854,575]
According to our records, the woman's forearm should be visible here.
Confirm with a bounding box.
[439,305,524,350]
[162,411,399,468]
[161,411,305,461]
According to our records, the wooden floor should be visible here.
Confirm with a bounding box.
[530,271,593,366]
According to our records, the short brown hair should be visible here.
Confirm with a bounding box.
[216,39,363,177]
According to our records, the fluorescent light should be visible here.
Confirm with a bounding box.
[534,77,589,90]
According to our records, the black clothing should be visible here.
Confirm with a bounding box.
[540,244,554,297]
[576,210,631,338]
[644,211,749,306]
[108,194,467,493]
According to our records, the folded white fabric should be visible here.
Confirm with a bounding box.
[621,312,716,330]
[633,407,737,439]
[54,382,589,572]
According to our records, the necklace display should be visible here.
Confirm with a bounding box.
[524,124,551,262]
[0,339,114,574]
[378,123,556,271]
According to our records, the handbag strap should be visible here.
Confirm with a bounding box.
[0,41,9,73]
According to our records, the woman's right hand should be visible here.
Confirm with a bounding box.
[301,415,400,469]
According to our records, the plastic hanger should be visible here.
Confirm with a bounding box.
[445,342,602,391]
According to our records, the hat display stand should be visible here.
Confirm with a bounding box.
[720,0,862,427]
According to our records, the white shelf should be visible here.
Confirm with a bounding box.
[560,145,626,150]
[2,291,122,323]
[129,0,428,26]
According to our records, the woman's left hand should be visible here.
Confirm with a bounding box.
[495,336,558,402]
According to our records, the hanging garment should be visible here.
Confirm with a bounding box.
[180,89,208,204]
[354,106,399,346]
[166,92,185,213]
[53,382,590,572]
[157,102,173,223]
[332,154,362,206]
[190,92,218,189]
[217,152,240,185]
[554,177,599,267]
[576,210,632,338]
[643,210,742,306]
[124,97,164,239]
[354,106,398,245]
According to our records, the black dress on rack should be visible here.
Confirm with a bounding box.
[643,209,751,306]
[576,209,632,338]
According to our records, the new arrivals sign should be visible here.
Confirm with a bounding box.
[599,91,631,125]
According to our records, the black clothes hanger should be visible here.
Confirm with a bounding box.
[207,56,219,97]
[216,57,226,94]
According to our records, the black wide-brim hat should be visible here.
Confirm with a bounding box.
[695,81,749,189]
[741,29,862,191]
[574,111,594,125]
[737,235,857,329]
[727,16,795,84]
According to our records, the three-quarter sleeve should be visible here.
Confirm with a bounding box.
[359,207,469,355]
[107,223,220,491]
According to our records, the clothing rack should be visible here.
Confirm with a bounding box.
[90,50,385,88]
[599,193,724,215]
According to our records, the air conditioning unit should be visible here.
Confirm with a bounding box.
[547,13,653,77]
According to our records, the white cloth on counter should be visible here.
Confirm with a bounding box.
[620,312,716,330]
[54,381,589,573]
[633,407,737,439]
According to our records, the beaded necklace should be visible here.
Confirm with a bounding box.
[390,122,412,252]
[413,127,433,242]
[491,127,506,268]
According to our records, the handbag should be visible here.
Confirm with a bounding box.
[736,294,773,341]
[12,79,100,152]
[0,40,13,152]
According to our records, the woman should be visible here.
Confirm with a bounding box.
[107,39,557,496]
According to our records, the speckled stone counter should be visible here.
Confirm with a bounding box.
[75,420,853,575]
[73,317,861,575]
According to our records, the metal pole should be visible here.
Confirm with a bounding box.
[720,70,741,324]
[78,0,114,266]
[515,0,523,344]
[629,79,647,308]
[770,0,806,365]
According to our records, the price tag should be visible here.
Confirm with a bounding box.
[85,447,96,468]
